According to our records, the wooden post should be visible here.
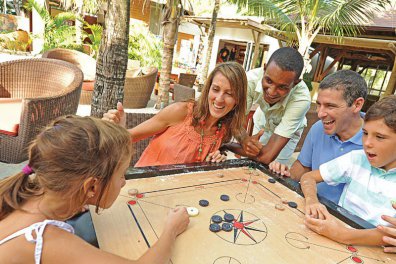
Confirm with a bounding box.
[383,58,396,97]
[313,47,328,82]
[278,39,284,48]
[319,51,345,80]
[250,30,261,70]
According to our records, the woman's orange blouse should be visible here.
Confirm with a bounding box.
[135,103,226,167]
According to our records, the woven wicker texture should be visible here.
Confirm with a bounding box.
[42,48,96,81]
[0,58,83,163]
[178,73,197,88]
[123,67,158,109]
[42,48,96,105]
[79,81,94,105]
[126,112,155,166]
[174,84,195,102]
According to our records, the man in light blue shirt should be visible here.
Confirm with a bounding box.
[269,70,367,203]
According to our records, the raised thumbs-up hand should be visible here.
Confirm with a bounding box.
[241,129,264,157]
[102,101,127,128]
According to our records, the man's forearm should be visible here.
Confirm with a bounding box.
[222,142,250,157]
[300,172,320,204]
[289,160,311,181]
[339,228,387,246]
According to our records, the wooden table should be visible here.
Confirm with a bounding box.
[91,160,396,263]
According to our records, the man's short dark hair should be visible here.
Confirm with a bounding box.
[267,47,304,79]
[319,70,367,106]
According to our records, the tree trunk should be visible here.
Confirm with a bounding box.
[155,0,179,109]
[91,0,130,117]
[75,0,83,45]
[13,0,21,15]
[200,0,220,85]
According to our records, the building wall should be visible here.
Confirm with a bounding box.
[130,0,151,24]
[208,27,280,72]
[177,32,194,52]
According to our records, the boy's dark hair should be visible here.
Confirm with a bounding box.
[365,95,396,132]
[267,47,304,80]
[319,70,367,106]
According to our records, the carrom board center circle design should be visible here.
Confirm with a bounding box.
[213,256,242,264]
[211,209,268,245]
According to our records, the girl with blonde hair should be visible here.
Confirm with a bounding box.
[0,115,189,263]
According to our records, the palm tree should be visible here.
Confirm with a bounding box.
[155,0,184,109]
[200,0,220,85]
[90,0,130,117]
[228,0,390,72]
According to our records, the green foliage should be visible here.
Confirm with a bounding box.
[228,0,390,39]
[60,0,104,15]
[302,73,313,91]
[0,0,23,15]
[83,21,102,58]
[25,0,79,51]
[128,21,163,68]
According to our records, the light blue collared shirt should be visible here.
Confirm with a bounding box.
[298,119,364,203]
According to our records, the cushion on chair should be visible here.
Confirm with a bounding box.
[82,81,95,91]
[126,67,142,78]
[0,98,22,136]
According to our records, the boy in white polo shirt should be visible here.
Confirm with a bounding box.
[300,95,396,247]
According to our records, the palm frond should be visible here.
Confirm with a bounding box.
[229,0,295,31]
[24,0,51,24]
[53,12,77,27]
[320,0,390,37]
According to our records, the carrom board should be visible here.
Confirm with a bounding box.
[90,160,396,264]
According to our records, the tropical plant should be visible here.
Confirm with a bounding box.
[60,0,105,45]
[25,0,79,51]
[60,0,104,15]
[228,0,391,72]
[1,0,24,15]
[128,21,163,68]
[83,21,102,58]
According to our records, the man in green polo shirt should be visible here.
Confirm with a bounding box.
[226,47,311,165]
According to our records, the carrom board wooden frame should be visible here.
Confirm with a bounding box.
[90,159,395,264]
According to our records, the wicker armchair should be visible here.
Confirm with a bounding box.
[169,73,197,100]
[123,67,158,108]
[0,59,83,163]
[174,84,195,102]
[42,48,96,105]
[178,73,197,88]
[125,112,155,165]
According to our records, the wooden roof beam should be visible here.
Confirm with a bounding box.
[266,30,396,53]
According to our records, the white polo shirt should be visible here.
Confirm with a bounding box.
[246,68,311,164]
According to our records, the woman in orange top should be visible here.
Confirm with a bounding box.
[103,62,247,167]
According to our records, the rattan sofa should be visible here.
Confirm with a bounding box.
[0,58,83,163]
